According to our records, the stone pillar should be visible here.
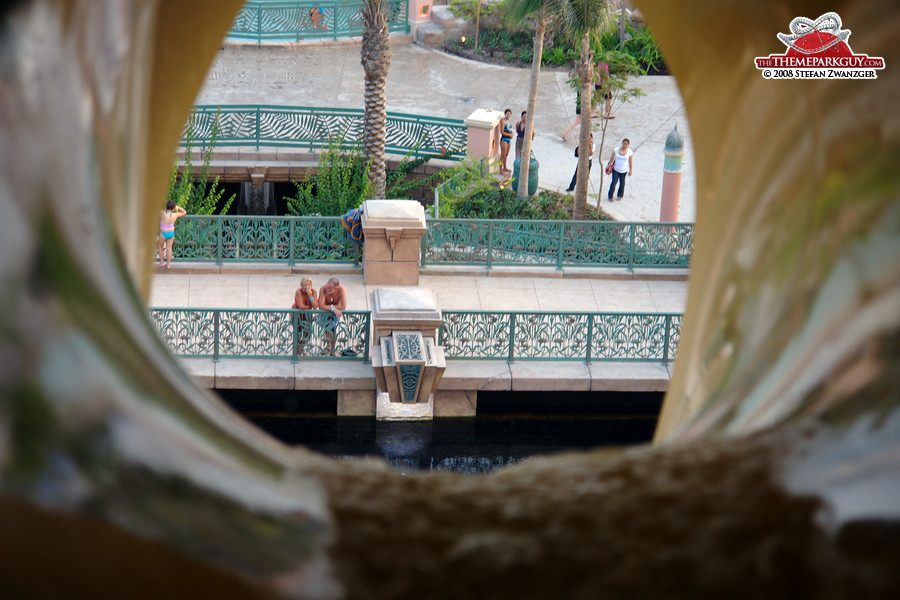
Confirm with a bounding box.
[660,125,686,222]
[361,199,427,286]
[409,0,433,29]
[370,288,447,421]
[464,108,503,173]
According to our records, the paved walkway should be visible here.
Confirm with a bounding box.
[149,269,688,314]
[196,40,695,222]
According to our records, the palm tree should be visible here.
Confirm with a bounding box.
[360,0,392,199]
[565,0,609,220]
[511,1,557,199]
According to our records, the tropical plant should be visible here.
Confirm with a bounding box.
[286,142,372,217]
[167,115,235,215]
[433,159,495,218]
[510,0,563,200]
[287,142,445,216]
[360,0,392,199]
[624,27,663,74]
[563,0,611,219]
[592,50,645,193]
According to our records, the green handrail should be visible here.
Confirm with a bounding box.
[152,308,679,364]
[173,215,361,265]
[167,215,692,269]
[228,0,410,42]
[150,308,371,361]
[184,104,466,159]
[422,219,694,269]
[440,311,683,364]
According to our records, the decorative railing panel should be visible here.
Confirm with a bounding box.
[151,309,217,358]
[168,216,691,269]
[440,311,682,363]
[228,0,409,42]
[423,220,693,269]
[151,308,371,361]
[173,216,360,264]
[185,105,466,159]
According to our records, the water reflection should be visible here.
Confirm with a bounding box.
[220,390,662,475]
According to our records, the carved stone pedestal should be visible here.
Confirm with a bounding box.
[370,288,446,420]
[361,200,427,286]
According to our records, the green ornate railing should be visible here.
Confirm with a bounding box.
[186,105,466,159]
[150,308,371,361]
[422,220,694,269]
[150,307,680,364]
[440,311,682,363]
[173,215,360,264]
[167,216,693,269]
[228,0,410,42]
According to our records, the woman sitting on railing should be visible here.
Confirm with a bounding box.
[293,276,319,354]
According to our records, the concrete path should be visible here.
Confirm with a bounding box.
[149,270,688,314]
[196,41,695,222]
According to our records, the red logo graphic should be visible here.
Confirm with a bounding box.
[755,12,885,79]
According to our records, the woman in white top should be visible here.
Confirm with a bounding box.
[606,138,633,202]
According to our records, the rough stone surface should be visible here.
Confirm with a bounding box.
[433,390,477,417]
[215,359,294,389]
[337,390,377,416]
[376,391,434,420]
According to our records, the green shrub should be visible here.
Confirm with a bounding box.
[435,160,606,221]
[287,142,445,216]
[167,114,235,215]
[286,141,371,217]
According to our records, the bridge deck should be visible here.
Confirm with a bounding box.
[149,265,689,313]
[152,266,686,415]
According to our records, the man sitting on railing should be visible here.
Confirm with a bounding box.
[319,277,347,355]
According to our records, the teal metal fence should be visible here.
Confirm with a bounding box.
[167,216,693,268]
[422,219,693,269]
[440,311,682,364]
[186,105,466,159]
[150,307,679,364]
[228,0,410,42]
[150,308,371,361]
[173,215,360,264]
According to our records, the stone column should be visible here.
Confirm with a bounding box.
[464,108,503,173]
[370,288,447,420]
[408,0,434,39]
[361,199,427,286]
[660,125,686,222]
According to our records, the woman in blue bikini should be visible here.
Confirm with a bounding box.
[499,108,513,175]
[157,200,187,269]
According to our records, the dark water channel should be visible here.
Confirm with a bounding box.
[219,390,662,475]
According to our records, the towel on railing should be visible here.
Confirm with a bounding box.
[341,208,363,243]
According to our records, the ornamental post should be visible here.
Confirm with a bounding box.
[660,125,686,222]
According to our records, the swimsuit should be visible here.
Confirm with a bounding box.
[501,120,513,143]
[160,222,175,240]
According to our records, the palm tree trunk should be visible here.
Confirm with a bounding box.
[361,0,392,199]
[573,33,593,220]
[517,19,546,199]
[474,1,481,53]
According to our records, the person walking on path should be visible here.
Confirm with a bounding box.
[515,111,533,159]
[566,134,595,192]
[596,62,613,119]
[156,200,187,269]
[560,89,581,143]
[606,138,634,202]
[499,108,513,175]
